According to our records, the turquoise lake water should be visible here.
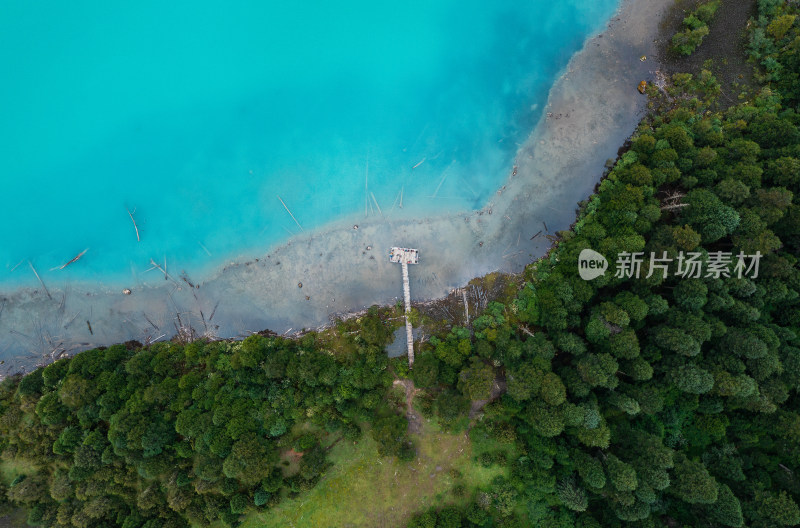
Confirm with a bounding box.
[0,0,618,287]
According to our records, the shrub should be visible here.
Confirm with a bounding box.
[670,0,720,55]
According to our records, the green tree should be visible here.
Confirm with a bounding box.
[654,327,700,357]
[767,14,797,40]
[457,358,494,401]
[576,353,619,389]
[682,189,740,243]
[606,454,637,492]
[704,484,744,527]
[673,363,715,394]
[506,364,543,401]
[557,477,588,512]
[411,351,440,389]
[609,329,640,360]
[673,280,708,311]
[222,434,274,486]
[755,491,800,526]
[540,372,566,406]
[34,391,68,426]
[670,454,718,504]
[433,389,469,430]
[574,452,606,489]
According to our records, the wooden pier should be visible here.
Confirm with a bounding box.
[390,247,419,367]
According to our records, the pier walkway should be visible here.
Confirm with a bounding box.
[401,262,414,366]
[390,247,419,368]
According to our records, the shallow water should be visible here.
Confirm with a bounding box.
[1,0,618,287]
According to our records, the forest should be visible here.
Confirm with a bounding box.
[1,0,799,526]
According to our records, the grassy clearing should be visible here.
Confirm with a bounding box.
[0,459,38,486]
[276,421,343,478]
[242,419,506,528]
[0,459,38,526]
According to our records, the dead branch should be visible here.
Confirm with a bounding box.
[660,190,687,210]
[51,249,88,271]
[29,262,52,300]
[63,311,80,329]
[371,192,384,219]
[462,289,469,325]
[149,258,175,282]
[143,313,159,331]
[277,195,304,231]
[127,208,140,242]
[180,271,196,288]
[173,312,196,344]
[144,333,166,347]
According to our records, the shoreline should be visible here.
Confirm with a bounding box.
[0,0,672,374]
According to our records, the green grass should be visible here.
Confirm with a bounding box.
[242,419,507,528]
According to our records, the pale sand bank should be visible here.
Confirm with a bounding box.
[0,0,672,373]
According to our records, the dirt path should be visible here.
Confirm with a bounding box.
[393,378,423,434]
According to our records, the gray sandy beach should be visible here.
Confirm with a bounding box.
[0,0,671,373]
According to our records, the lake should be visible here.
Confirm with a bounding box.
[0,0,618,287]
